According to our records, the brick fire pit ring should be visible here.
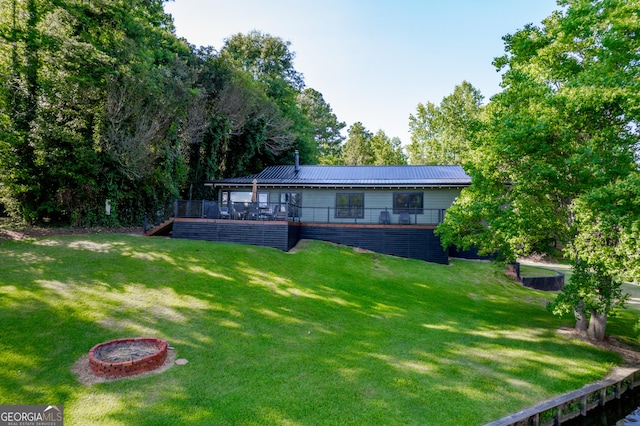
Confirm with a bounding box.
[89,337,168,378]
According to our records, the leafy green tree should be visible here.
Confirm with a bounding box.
[341,124,407,165]
[341,122,373,165]
[370,130,407,165]
[219,30,304,91]
[0,0,194,225]
[569,173,640,284]
[298,88,345,165]
[549,260,628,340]
[217,31,311,167]
[190,53,291,178]
[408,81,483,165]
[0,0,43,220]
[437,0,640,340]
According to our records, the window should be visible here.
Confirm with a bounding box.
[279,192,301,217]
[393,192,423,214]
[230,191,252,204]
[258,193,269,208]
[335,193,364,218]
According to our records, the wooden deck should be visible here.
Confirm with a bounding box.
[145,218,174,236]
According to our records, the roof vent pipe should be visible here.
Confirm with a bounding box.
[294,150,300,173]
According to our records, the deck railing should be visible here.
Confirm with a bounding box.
[143,201,175,233]
[172,200,446,225]
[299,206,445,225]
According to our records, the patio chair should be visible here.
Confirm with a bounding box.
[203,201,219,219]
[259,205,275,220]
[246,203,260,220]
[233,202,246,220]
[219,206,231,219]
[378,210,391,224]
[399,212,411,225]
[274,206,288,221]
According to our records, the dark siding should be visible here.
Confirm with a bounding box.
[172,219,448,264]
[521,273,565,291]
[173,220,292,251]
[449,246,497,260]
[299,224,448,264]
[287,223,301,251]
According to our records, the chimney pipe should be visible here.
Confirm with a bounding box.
[294,150,300,173]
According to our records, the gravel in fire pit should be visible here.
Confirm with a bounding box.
[94,341,159,363]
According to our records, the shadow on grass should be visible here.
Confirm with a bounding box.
[0,235,623,425]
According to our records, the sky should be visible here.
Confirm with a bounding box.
[164,0,560,145]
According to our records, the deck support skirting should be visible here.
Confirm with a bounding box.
[171,218,449,264]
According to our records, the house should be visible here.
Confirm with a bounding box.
[170,154,471,264]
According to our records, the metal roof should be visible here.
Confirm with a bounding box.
[208,165,471,188]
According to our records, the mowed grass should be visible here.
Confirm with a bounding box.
[519,265,562,277]
[0,235,630,425]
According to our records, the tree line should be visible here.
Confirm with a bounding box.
[0,0,408,227]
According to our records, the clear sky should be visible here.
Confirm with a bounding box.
[164,0,560,145]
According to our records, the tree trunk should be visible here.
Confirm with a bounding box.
[588,310,607,341]
[574,303,588,335]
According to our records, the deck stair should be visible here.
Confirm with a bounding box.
[145,218,174,236]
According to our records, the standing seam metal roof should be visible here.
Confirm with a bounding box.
[209,165,471,187]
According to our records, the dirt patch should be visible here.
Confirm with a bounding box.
[521,253,560,264]
[505,264,519,282]
[287,239,313,253]
[0,226,143,241]
[558,327,640,366]
[72,347,177,386]
[353,246,375,254]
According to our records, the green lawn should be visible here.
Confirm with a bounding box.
[519,261,574,282]
[0,234,633,425]
[519,265,561,277]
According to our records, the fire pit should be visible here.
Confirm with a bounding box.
[88,337,168,378]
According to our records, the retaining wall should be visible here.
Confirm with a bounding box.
[514,262,565,291]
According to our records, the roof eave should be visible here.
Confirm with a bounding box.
[207,182,470,190]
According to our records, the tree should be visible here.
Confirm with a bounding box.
[437,0,640,340]
[217,31,314,167]
[0,0,44,221]
[219,30,304,91]
[341,122,373,165]
[549,260,628,340]
[0,0,194,225]
[370,130,407,165]
[297,88,345,165]
[569,172,640,284]
[341,124,407,165]
[407,81,483,165]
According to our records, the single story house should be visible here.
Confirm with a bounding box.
[169,154,471,264]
